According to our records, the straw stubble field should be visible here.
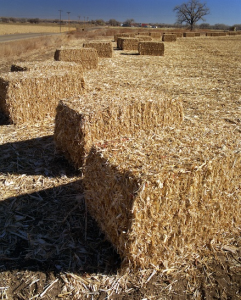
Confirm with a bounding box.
[0,34,241,299]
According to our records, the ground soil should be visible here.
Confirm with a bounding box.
[0,33,241,299]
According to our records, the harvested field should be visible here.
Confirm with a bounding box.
[54,47,98,70]
[0,34,241,299]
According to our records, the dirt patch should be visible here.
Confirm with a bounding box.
[0,34,241,299]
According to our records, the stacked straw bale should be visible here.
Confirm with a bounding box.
[114,33,135,42]
[54,89,183,168]
[228,32,238,35]
[0,70,85,124]
[137,36,153,41]
[118,38,140,50]
[83,124,241,269]
[137,32,150,36]
[10,61,84,73]
[54,47,98,70]
[218,32,227,36]
[171,32,183,37]
[162,34,177,42]
[194,32,201,36]
[149,32,161,39]
[183,32,195,37]
[138,41,164,56]
[83,42,113,58]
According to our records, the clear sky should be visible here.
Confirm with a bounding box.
[0,0,240,25]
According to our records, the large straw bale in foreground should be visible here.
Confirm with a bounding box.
[11,61,84,73]
[0,71,85,124]
[162,34,177,42]
[138,41,164,56]
[84,125,241,269]
[54,89,183,168]
[83,42,113,58]
[54,47,98,70]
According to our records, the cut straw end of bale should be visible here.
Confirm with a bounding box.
[54,89,183,169]
[0,70,85,124]
[83,124,241,269]
[183,32,195,37]
[138,41,164,56]
[162,34,177,42]
[11,61,84,73]
[83,42,113,58]
[54,47,98,70]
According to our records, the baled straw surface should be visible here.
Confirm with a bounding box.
[54,89,183,169]
[114,33,135,42]
[54,47,98,70]
[10,60,84,73]
[183,32,195,37]
[138,41,164,56]
[194,32,201,36]
[0,70,85,124]
[162,34,177,42]
[149,32,161,38]
[118,38,140,50]
[84,122,241,269]
[83,42,113,58]
[171,32,183,37]
[137,36,153,41]
[218,32,227,36]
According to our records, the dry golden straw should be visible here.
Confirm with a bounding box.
[162,34,177,42]
[54,47,98,70]
[138,41,164,56]
[183,32,195,37]
[83,41,113,58]
[54,88,183,169]
[0,70,85,124]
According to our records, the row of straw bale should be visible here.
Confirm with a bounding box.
[0,70,85,124]
[54,47,98,70]
[183,32,196,37]
[83,42,113,58]
[114,33,135,42]
[54,89,183,168]
[117,37,152,50]
[83,123,241,269]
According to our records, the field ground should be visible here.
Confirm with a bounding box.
[0,33,241,299]
[0,23,76,35]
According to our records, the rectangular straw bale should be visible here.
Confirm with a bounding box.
[83,42,113,58]
[137,32,150,36]
[54,47,98,70]
[211,32,220,37]
[137,35,153,41]
[194,32,200,36]
[0,70,85,124]
[171,32,183,37]
[218,32,227,36]
[54,89,183,169]
[149,32,161,38]
[10,61,84,73]
[119,38,140,50]
[183,32,195,37]
[138,41,164,56]
[206,32,212,36]
[83,125,241,269]
[162,34,177,42]
[114,33,135,42]
[228,32,237,35]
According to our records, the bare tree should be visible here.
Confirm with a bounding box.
[174,0,210,31]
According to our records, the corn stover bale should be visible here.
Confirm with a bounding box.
[0,70,85,124]
[54,47,98,70]
[138,41,164,56]
[83,41,113,58]
[11,61,84,73]
[183,32,195,37]
[54,89,183,168]
[84,125,241,269]
[162,34,177,42]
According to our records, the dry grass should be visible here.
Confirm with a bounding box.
[0,23,75,35]
[0,35,241,299]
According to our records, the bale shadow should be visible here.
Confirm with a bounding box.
[0,181,121,275]
[0,112,10,126]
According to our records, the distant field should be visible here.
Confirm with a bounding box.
[0,23,76,35]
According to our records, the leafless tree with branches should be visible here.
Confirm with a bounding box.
[174,0,210,31]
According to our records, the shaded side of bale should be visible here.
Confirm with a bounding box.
[211,32,220,37]
[162,34,177,42]
[218,32,227,36]
[194,32,200,36]
[54,48,98,70]
[120,38,140,50]
[83,42,113,58]
[206,32,212,36]
[0,71,85,124]
[183,32,195,37]
[228,32,238,35]
[138,42,164,56]
[83,128,241,269]
[11,61,84,73]
[54,93,183,169]
[171,32,183,37]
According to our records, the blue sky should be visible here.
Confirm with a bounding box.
[0,0,240,25]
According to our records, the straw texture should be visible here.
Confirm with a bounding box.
[183,32,195,37]
[162,34,177,42]
[138,42,164,56]
[0,70,85,124]
[54,89,183,169]
[83,42,113,58]
[54,47,98,70]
